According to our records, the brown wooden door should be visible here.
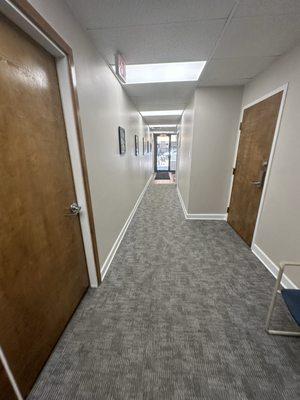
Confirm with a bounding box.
[228,91,283,245]
[0,14,89,399]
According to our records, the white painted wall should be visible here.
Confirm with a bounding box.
[177,48,300,288]
[242,45,300,288]
[177,94,195,208]
[189,87,242,214]
[177,87,242,216]
[28,0,153,275]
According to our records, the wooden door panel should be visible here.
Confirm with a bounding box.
[0,14,89,398]
[228,92,283,245]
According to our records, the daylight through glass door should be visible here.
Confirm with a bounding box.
[155,134,177,172]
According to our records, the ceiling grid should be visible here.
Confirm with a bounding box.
[66,0,300,124]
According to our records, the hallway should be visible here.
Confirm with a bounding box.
[29,183,299,400]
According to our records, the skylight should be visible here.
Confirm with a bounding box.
[141,110,183,117]
[126,61,206,84]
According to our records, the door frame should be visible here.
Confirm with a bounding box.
[0,0,101,288]
[226,83,289,249]
[154,133,177,173]
[0,1,101,397]
[0,346,23,400]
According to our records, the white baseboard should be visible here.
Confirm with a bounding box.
[186,213,227,220]
[100,174,153,281]
[176,186,227,220]
[176,186,188,218]
[252,244,298,289]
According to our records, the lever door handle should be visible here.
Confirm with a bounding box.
[65,202,81,216]
[251,181,261,186]
[251,160,268,189]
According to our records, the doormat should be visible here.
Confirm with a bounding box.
[155,172,170,180]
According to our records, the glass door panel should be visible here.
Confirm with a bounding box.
[154,134,178,172]
[170,134,177,171]
[156,135,170,171]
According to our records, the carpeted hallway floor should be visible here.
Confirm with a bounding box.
[29,183,300,400]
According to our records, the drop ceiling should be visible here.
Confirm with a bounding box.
[66,0,300,125]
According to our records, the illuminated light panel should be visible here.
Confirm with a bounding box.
[125,61,206,84]
[141,110,183,116]
[149,124,177,128]
[152,131,176,134]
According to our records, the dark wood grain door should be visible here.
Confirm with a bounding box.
[228,91,283,245]
[0,14,89,399]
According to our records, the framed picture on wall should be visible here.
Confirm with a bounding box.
[135,135,139,156]
[146,140,150,153]
[142,137,145,155]
[150,142,152,153]
[118,126,126,154]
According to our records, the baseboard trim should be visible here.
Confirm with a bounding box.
[176,186,188,218]
[100,174,153,281]
[177,185,297,287]
[176,186,227,220]
[252,244,298,289]
[186,213,227,220]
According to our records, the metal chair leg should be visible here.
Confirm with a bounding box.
[266,262,300,337]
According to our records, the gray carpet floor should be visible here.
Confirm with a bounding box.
[29,183,300,400]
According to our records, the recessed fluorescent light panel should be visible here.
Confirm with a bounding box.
[152,131,175,134]
[149,124,177,128]
[141,110,183,117]
[126,61,206,84]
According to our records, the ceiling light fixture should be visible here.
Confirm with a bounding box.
[125,61,206,84]
[149,124,177,128]
[151,131,176,134]
[141,110,183,117]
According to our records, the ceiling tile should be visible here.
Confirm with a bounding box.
[125,82,196,110]
[200,56,278,84]
[88,19,225,64]
[214,14,300,58]
[66,0,300,113]
[198,78,251,87]
[142,114,182,125]
[66,0,235,28]
[235,0,300,18]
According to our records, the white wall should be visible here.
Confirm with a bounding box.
[177,87,242,216]
[242,46,300,288]
[28,0,153,276]
[189,87,242,214]
[177,94,195,208]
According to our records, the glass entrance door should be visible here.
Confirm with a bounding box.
[170,134,177,171]
[154,134,177,172]
[156,135,169,171]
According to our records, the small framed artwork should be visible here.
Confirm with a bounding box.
[135,135,139,156]
[150,142,152,153]
[118,127,126,155]
[142,137,145,155]
[146,140,150,153]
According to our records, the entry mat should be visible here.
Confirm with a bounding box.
[155,172,170,180]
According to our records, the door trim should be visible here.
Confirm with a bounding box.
[0,0,101,287]
[0,347,23,400]
[226,83,289,249]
